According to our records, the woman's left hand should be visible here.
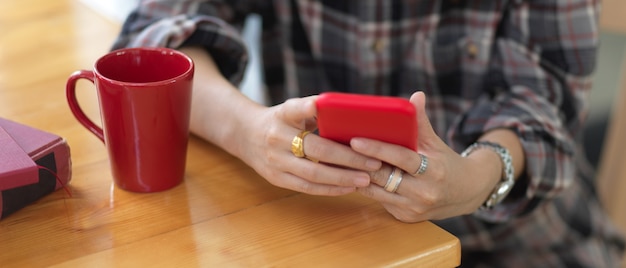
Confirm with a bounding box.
[351,92,502,222]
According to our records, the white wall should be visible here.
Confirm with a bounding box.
[79,0,139,23]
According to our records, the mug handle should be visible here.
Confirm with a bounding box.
[66,70,105,143]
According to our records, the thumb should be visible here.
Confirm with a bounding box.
[279,96,317,129]
[410,91,438,148]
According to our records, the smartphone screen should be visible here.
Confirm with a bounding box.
[315,92,418,151]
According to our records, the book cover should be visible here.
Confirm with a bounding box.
[0,118,72,220]
[0,126,39,190]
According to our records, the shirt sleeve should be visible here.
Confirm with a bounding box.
[111,0,255,85]
[450,0,600,222]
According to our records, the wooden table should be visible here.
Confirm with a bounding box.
[0,1,461,267]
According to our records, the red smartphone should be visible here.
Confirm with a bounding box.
[315,92,418,151]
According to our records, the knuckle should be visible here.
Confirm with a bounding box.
[411,206,429,217]
[265,148,279,164]
[389,208,419,223]
[283,98,299,107]
[366,142,385,156]
[294,181,340,196]
[304,138,325,157]
[369,166,391,186]
[280,98,301,115]
[264,171,285,189]
[337,174,355,186]
[393,213,414,223]
[299,164,320,181]
[358,187,376,198]
[295,182,315,194]
[425,156,446,182]
[419,190,440,207]
[348,154,369,169]
[264,125,283,147]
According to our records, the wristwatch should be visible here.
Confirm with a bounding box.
[461,141,515,209]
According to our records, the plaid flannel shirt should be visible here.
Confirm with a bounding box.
[113,0,624,266]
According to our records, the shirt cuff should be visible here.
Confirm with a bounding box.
[113,14,249,85]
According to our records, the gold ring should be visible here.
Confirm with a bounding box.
[291,130,311,158]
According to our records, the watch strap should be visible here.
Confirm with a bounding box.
[461,141,515,210]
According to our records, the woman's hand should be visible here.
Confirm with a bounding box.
[233,96,384,196]
[181,46,382,197]
[350,92,504,222]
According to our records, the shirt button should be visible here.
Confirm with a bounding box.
[371,39,385,53]
[466,42,479,59]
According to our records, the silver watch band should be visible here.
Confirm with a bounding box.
[461,141,515,209]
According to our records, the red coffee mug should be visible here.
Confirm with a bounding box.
[66,47,194,193]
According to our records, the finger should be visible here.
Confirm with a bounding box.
[279,96,318,127]
[276,171,358,196]
[367,164,394,187]
[285,154,371,188]
[351,137,422,177]
[366,164,415,197]
[303,132,382,172]
[409,91,437,146]
[356,183,408,205]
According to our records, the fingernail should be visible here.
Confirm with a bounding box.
[365,159,382,170]
[350,138,365,149]
[354,176,370,187]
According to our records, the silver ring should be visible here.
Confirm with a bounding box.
[412,154,428,176]
[384,167,404,193]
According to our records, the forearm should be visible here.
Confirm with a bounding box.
[180,46,264,158]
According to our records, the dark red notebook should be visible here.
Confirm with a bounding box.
[0,118,71,220]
